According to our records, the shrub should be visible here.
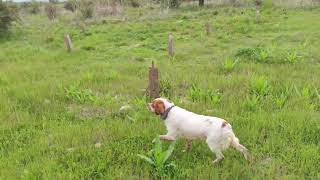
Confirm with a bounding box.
[245,94,260,111]
[129,0,141,8]
[79,0,94,19]
[250,76,270,97]
[160,0,180,9]
[169,0,180,8]
[236,46,270,63]
[0,1,17,34]
[64,0,77,12]
[45,3,57,20]
[95,3,123,16]
[187,84,222,105]
[65,83,96,104]
[222,57,238,72]
[137,136,176,178]
[284,51,299,63]
[49,0,58,4]
[29,0,40,14]
[254,47,270,63]
[255,0,262,6]
[4,1,19,17]
[274,93,287,109]
[235,47,256,59]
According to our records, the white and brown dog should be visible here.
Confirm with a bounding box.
[148,98,251,164]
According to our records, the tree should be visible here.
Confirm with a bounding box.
[0,1,17,34]
[199,0,204,6]
[49,0,59,4]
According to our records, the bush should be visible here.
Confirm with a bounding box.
[49,0,58,4]
[0,1,17,34]
[235,46,271,63]
[187,84,222,105]
[29,0,40,14]
[95,3,123,16]
[129,0,141,8]
[45,3,57,20]
[169,0,180,8]
[160,0,180,9]
[79,0,94,19]
[250,76,270,97]
[64,0,77,12]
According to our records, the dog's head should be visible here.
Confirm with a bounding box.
[147,98,174,115]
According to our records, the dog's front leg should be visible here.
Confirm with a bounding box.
[160,135,176,141]
[152,134,176,143]
[186,139,192,151]
[182,139,193,153]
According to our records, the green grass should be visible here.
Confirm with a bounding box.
[0,5,320,179]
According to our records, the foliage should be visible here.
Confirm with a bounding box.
[0,1,17,34]
[274,93,287,109]
[29,0,40,14]
[236,46,270,63]
[65,83,97,104]
[250,76,270,97]
[245,94,260,111]
[129,0,141,8]
[160,0,180,9]
[284,51,299,63]
[79,0,94,19]
[64,0,77,12]
[188,84,222,105]
[160,79,173,98]
[137,136,176,178]
[235,47,256,59]
[169,0,180,8]
[222,57,238,72]
[254,47,270,63]
[49,0,59,4]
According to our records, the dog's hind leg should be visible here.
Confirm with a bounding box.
[231,136,251,162]
[183,139,192,152]
[206,138,224,164]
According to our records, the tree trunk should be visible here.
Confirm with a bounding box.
[148,61,160,100]
[64,33,72,52]
[168,33,174,57]
[199,0,204,6]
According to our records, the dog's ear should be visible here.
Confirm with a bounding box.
[152,99,165,115]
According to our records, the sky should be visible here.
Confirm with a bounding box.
[4,0,55,2]
[4,0,52,2]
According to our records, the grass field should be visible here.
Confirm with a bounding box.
[0,4,320,179]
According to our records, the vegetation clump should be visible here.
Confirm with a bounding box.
[0,1,18,34]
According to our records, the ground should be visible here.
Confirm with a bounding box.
[0,5,320,179]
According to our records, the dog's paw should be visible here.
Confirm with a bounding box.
[212,157,224,165]
[245,152,253,163]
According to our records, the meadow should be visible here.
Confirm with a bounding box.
[0,2,320,179]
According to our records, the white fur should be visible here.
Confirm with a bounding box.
[148,98,251,163]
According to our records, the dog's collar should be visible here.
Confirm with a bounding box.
[160,106,175,120]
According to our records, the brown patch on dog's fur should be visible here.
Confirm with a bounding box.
[152,99,165,115]
[221,121,228,128]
